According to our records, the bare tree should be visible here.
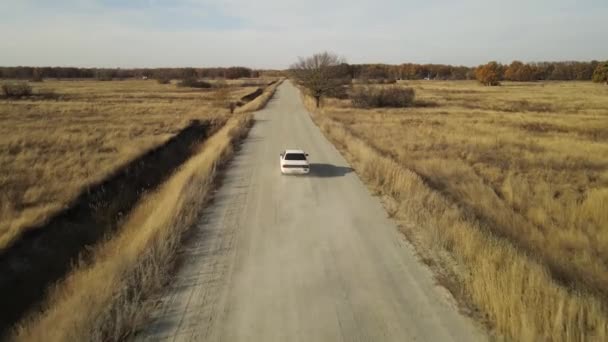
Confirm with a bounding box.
[290,52,349,107]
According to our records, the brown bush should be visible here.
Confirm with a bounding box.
[475,61,503,86]
[36,89,59,100]
[351,86,415,108]
[239,81,265,87]
[592,61,608,85]
[30,70,43,82]
[328,85,349,99]
[355,78,397,85]
[95,70,113,81]
[177,77,212,88]
[1,82,33,98]
[156,77,171,85]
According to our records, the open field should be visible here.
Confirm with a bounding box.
[11,81,282,341]
[0,79,262,249]
[11,114,255,342]
[4,80,282,340]
[307,80,608,340]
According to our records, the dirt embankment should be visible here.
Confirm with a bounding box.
[237,80,279,106]
[240,88,264,103]
[0,119,220,336]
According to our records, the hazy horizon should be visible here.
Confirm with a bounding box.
[1,0,607,69]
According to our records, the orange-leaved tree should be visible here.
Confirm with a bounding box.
[504,61,536,81]
[592,61,608,85]
[475,61,503,86]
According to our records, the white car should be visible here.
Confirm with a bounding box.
[279,149,310,174]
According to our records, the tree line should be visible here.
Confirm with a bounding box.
[0,66,261,80]
[2,60,605,84]
[291,52,608,109]
[315,60,608,87]
[346,63,473,80]
[475,60,608,85]
[344,60,604,82]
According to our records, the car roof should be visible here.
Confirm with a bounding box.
[284,149,306,154]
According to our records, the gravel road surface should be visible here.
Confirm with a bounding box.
[136,81,485,342]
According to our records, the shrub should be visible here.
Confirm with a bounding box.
[1,82,33,98]
[475,61,503,86]
[177,77,212,88]
[95,70,113,81]
[239,81,266,87]
[156,77,171,85]
[592,61,608,85]
[224,66,253,79]
[31,69,44,82]
[354,78,396,85]
[351,85,415,108]
[37,89,59,100]
[328,85,349,99]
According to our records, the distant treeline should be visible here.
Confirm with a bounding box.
[0,66,280,80]
[345,61,603,81]
[1,61,603,82]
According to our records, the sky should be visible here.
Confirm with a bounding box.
[1,0,607,69]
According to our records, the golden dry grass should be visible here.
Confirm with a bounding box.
[10,80,282,341]
[304,80,608,340]
[0,79,258,249]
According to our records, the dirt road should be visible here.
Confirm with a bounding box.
[136,81,485,341]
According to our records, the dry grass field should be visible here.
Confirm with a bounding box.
[7,80,282,341]
[12,114,255,342]
[0,79,260,249]
[308,80,608,340]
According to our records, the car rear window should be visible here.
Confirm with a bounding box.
[285,153,306,160]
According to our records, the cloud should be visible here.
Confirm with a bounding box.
[1,0,607,68]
